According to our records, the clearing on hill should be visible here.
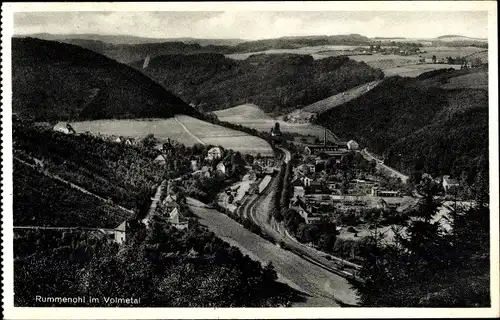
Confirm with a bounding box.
[71,115,273,156]
[213,104,274,121]
[302,80,382,114]
[441,71,488,90]
[214,104,327,138]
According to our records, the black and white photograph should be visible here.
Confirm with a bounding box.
[1,1,498,319]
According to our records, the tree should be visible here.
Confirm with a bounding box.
[432,55,437,63]
[142,134,159,149]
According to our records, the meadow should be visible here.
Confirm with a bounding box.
[301,80,382,113]
[225,45,366,60]
[71,116,274,156]
[214,104,327,138]
[383,64,462,78]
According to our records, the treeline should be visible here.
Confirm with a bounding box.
[314,73,488,188]
[14,217,297,307]
[133,53,384,114]
[351,177,490,307]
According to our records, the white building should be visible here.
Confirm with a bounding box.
[216,162,226,174]
[206,147,222,160]
[347,140,360,150]
[53,122,76,135]
[442,175,460,191]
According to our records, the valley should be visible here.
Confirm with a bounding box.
[9,22,492,311]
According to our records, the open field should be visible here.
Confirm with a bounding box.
[419,46,486,60]
[212,104,274,121]
[225,45,366,60]
[441,71,488,90]
[214,104,327,138]
[383,63,462,77]
[302,80,382,113]
[71,116,273,156]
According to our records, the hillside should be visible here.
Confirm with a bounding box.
[14,161,131,228]
[133,53,384,114]
[213,104,274,121]
[13,120,167,212]
[12,37,194,121]
[314,70,488,184]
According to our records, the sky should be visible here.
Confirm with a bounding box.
[14,11,488,40]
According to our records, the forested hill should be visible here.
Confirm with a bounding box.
[132,53,384,114]
[12,37,195,121]
[314,69,489,185]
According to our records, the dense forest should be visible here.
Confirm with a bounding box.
[314,70,488,187]
[132,53,384,114]
[12,37,195,121]
[14,217,297,307]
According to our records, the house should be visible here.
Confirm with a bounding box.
[293,186,305,198]
[307,181,330,195]
[190,159,199,171]
[290,197,321,224]
[162,194,178,206]
[114,136,124,143]
[53,122,76,135]
[216,162,226,174]
[252,164,263,176]
[168,207,189,230]
[442,175,460,191]
[206,147,222,160]
[154,154,167,164]
[124,138,135,146]
[298,163,315,174]
[304,145,339,156]
[371,187,399,197]
[377,198,388,210]
[347,140,360,150]
[99,220,127,244]
[301,176,312,187]
[201,166,212,178]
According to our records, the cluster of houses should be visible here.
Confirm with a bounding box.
[288,140,408,224]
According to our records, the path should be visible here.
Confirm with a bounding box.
[174,115,206,145]
[142,180,167,226]
[361,148,409,183]
[14,156,133,214]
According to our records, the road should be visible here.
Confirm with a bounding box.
[142,180,167,226]
[361,148,409,183]
[188,197,357,307]
[174,115,206,145]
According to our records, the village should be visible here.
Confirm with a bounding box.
[284,133,462,233]
[50,121,464,246]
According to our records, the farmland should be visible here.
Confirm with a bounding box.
[71,115,273,156]
[225,45,366,60]
[214,104,327,138]
[383,64,462,77]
